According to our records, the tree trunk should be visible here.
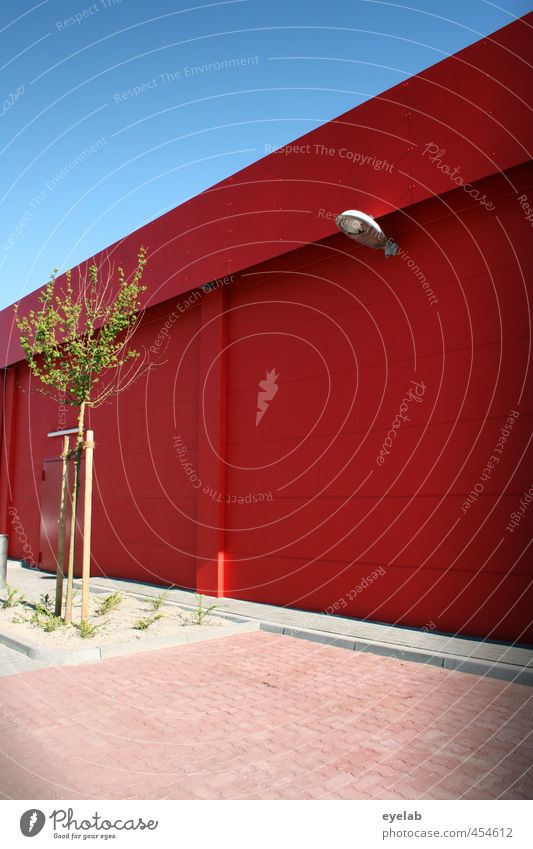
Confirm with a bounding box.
[54,435,70,617]
[64,401,86,625]
[81,430,94,624]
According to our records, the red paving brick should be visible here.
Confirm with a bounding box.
[0,631,531,800]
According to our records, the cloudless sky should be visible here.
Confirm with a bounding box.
[0,0,530,310]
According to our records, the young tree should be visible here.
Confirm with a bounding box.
[14,247,150,624]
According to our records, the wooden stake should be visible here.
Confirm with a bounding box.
[81,430,95,624]
[64,401,86,625]
[54,436,70,617]
[64,449,80,626]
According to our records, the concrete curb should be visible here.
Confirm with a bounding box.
[0,617,258,666]
[260,623,533,686]
[0,629,100,664]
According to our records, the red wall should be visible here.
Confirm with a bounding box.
[3,161,533,642]
[222,163,533,643]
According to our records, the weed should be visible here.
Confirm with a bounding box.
[29,610,42,627]
[1,584,25,609]
[42,616,64,633]
[133,613,163,631]
[96,591,123,616]
[32,593,65,623]
[29,609,64,632]
[34,601,53,618]
[191,594,217,625]
[74,620,101,639]
[39,592,54,613]
[147,585,174,612]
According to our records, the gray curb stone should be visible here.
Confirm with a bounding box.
[0,618,258,666]
[258,623,533,686]
[0,630,100,664]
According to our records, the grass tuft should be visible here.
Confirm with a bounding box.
[96,591,123,616]
[1,584,25,609]
[190,594,218,625]
[133,613,163,631]
[74,620,101,639]
[42,616,64,633]
[39,592,54,613]
[29,608,64,632]
[147,586,174,612]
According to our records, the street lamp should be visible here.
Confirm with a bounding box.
[335,210,398,257]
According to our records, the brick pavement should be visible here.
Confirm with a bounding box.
[0,631,531,800]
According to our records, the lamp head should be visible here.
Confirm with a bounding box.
[335,210,398,256]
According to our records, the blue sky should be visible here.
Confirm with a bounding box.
[0,0,530,310]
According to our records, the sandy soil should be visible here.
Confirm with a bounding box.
[0,586,224,648]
